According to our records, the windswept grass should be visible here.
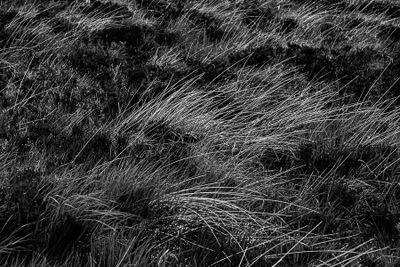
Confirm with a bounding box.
[1,0,400,266]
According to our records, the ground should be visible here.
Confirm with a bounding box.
[1,0,400,266]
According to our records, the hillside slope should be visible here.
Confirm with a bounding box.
[1,0,400,266]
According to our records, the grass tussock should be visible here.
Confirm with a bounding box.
[1,0,400,266]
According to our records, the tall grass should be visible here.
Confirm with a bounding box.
[1,0,400,266]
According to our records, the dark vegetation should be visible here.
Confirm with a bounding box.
[1,0,400,266]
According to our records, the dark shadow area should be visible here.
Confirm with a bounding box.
[280,18,299,33]
[51,17,74,34]
[80,0,131,17]
[297,143,398,177]
[0,169,50,264]
[361,207,400,248]
[0,10,17,48]
[46,213,89,263]
[239,0,276,28]
[136,0,187,20]
[378,24,400,42]
[355,2,400,19]
[187,9,228,42]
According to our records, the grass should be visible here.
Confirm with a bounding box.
[1,0,400,266]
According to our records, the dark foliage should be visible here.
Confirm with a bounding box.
[34,3,70,20]
[46,213,89,261]
[0,10,17,29]
[6,169,44,227]
[291,0,347,9]
[361,207,400,248]
[67,23,181,115]
[359,257,385,267]
[280,18,298,33]
[181,224,321,266]
[90,22,178,55]
[80,0,131,17]
[93,24,152,48]
[316,182,359,232]
[285,44,400,99]
[378,25,400,42]
[26,121,129,169]
[187,9,228,42]
[297,143,398,177]
[143,120,198,145]
[69,42,120,74]
[142,120,199,172]
[180,226,251,267]
[0,10,17,48]
[354,2,400,19]
[287,44,334,79]
[74,131,113,164]
[51,17,74,34]
[344,17,365,29]
[136,0,187,20]
[239,0,276,29]
[184,57,237,84]
[229,44,283,68]
[115,186,156,219]
[285,179,360,237]
[0,169,50,263]
[259,148,292,170]
[209,91,244,120]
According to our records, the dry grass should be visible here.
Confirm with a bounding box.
[1,0,400,266]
